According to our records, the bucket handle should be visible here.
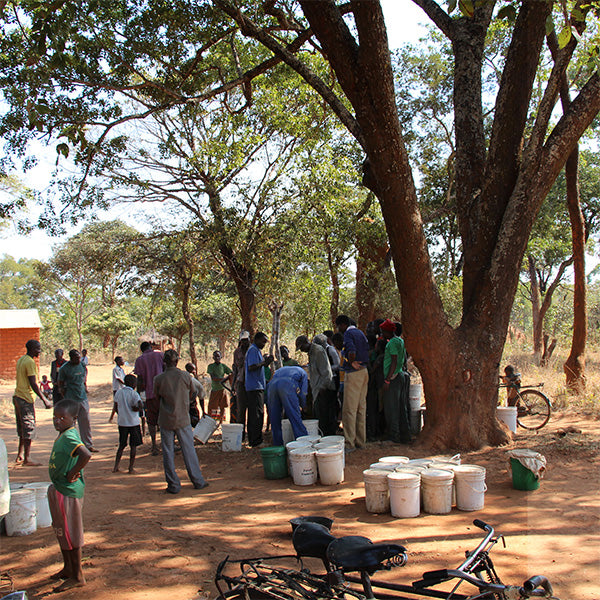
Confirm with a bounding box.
[462,482,487,493]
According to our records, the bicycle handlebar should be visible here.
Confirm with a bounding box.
[522,575,553,596]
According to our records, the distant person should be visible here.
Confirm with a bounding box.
[232,331,250,426]
[50,349,67,405]
[207,351,232,421]
[58,349,96,452]
[296,335,337,436]
[80,349,89,368]
[109,374,143,473]
[502,365,521,406]
[266,366,308,446]
[40,374,53,401]
[244,332,274,447]
[134,341,164,455]
[280,345,299,367]
[48,399,91,590]
[153,349,208,494]
[185,362,205,427]
[112,356,125,397]
[13,339,52,465]
[335,314,370,450]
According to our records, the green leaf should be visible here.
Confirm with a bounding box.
[557,25,572,48]
[448,0,457,12]
[459,0,474,18]
[545,15,554,35]
[56,143,69,158]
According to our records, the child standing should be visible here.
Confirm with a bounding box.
[40,374,53,401]
[207,351,232,421]
[109,374,143,473]
[47,400,91,591]
[502,365,521,406]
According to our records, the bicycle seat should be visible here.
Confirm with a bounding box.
[326,536,408,573]
[292,522,336,561]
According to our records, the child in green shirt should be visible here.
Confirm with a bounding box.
[47,400,91,591]
[207,351,232,421]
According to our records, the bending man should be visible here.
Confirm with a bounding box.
[267,366,308,446]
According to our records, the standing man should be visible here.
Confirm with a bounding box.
[58,349,97,453]
[134,341,164,455]
[266,366,308,446]
[232,331,250,427]
[296,335,338,436]
[80,349,89,368]
[153,349,208,494]
[13,339,52,465]
[380,319,411,444]
[244,332,274,448]
[335,315,370,450]
[50,348,67,405]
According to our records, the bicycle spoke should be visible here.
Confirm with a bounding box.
[516,390,551,430]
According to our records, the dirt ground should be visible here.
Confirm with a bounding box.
[1,364,599,600]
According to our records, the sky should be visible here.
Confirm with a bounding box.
[0,2,428,261]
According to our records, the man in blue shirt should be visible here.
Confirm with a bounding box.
[244,332,274,447]
[266,366,308,446]
[335,315,370,450]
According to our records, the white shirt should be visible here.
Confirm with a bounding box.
[112,365,126,391]
[114,387,142,427]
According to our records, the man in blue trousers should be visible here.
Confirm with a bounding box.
[267,366,308,446]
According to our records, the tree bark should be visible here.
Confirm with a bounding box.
[528,255,543,364]
[564,147,587,391]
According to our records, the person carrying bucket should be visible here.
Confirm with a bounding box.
[267,366,308,446]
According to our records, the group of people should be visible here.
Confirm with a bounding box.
[227,315,411,452]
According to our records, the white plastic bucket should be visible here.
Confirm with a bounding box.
[0,438,9,517]
[409,384,422,400]
[289,448,318,486]
[388,472,420,518]
[316,448,344,485]
[454,465,487,511]
[429,462,458,506]
[363,469,390,513]
[497,406,517,433]
[193,415,219,443]
[429,454,461,465]
[222,423,244,452]
[408,458,433,467]
[421,469,454,514]
[286,440,312,452]
[282,419,295,445]
[25,482,52,528]
[302,419,320,437]
[5,488,36,536]
[296,434,321,445]
[409,409,422,434]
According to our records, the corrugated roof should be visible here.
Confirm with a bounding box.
[0,309,42,329]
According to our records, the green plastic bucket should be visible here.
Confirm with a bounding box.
[260,446,288,480]
[510,457,540,491]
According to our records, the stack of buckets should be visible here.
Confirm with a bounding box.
[193,417,244,452]
[363,455,487,517]
[3,481,53,536]
[283,427,345,486]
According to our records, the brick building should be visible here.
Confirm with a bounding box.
[0,310,42,381]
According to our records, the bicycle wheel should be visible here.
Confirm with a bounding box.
[516,390,551,430]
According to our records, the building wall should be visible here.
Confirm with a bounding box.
[0,328,40,381]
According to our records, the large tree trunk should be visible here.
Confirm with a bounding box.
[220,244,257,335]
[355,218,390,331]
[564,147,587,392]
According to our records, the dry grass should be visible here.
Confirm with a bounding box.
[502,343,600,417]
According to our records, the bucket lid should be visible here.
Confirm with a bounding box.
[320,435,345,444]
[289,447,316,457]
[363,468,390,481]
[387,471,420,482]
[286,440,312,450]
[369,462,397,471]
[453,464,486,475]
[428,461,458,471]
[393,466,423,476]
[408,458,433,466]
[379,456,409,464]
[421,468,454,480]
[497,405,517,412]
[316,447,342,456]
[296,434,321,443]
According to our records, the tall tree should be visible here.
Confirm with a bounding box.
[2,1,599,448]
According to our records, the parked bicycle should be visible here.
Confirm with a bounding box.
[215,519,559,600]
[499,376,552,430]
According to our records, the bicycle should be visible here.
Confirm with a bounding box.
[499,379,552,430]
[214,519,559,600]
